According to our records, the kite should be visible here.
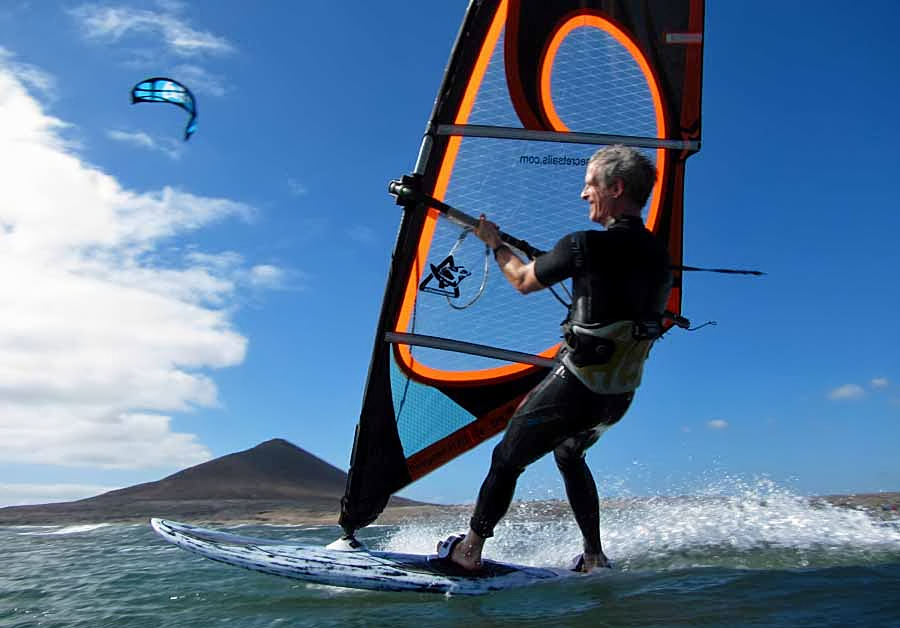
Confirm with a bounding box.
[130,77,197,140]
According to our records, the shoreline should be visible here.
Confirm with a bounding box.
[1,492,897,527]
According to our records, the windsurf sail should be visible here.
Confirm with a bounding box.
[339,0,705,536]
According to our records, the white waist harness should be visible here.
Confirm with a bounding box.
[561,320,658,394]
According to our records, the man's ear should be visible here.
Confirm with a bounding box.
[610,177,625,199]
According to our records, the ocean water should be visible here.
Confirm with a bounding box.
[2,488,899,628]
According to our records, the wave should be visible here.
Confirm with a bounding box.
[377,478,900,571]
[19,522,114,536]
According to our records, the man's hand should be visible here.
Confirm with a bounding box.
[474,214,544,294]
[475,214,503,250]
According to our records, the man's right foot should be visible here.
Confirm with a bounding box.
[571,552,611,573]
[581,552,610,572]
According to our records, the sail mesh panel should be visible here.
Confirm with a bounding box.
[550,25,657,136]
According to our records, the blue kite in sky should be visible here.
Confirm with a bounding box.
[130,77,197,140]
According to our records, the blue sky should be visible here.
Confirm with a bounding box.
[0,1,897,509]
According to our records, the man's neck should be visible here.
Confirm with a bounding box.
[607,213,644,229]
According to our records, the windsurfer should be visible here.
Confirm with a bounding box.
[438,145,672,573]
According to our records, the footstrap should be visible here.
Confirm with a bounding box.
[436,534,465,559]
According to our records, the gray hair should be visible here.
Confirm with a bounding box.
[587,145,657,207]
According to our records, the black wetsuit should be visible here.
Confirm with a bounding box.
[469,215,671,555]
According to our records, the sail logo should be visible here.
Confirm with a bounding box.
[419,255,470,298]
[518,154,588,167]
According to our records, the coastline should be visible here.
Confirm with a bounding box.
[1,492,897,527]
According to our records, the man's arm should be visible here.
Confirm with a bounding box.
[492,245,545,294]
[475,215,546,295]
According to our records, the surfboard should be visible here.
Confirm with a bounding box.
[150,518,573,595]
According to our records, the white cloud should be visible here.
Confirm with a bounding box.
[69,4,235,57]
[870,377,889,390]
[828,384,866,400]
[0,72,70,150]
[107,129,181,159]
[184,252,296,294]
[171,64,228,97]
[247,264,285,289]
[0,61,274,469]
[707,419,728,430]
[0,48,56,97]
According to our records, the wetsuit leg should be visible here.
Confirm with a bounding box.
[554,430,603,554]
[553,394,632,555]
[469,410,556,537]
[469,365,630,538]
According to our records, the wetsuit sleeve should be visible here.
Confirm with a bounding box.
[534,232,582,286]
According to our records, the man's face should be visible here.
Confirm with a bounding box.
[581,164,615,226]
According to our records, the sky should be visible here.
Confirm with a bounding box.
[0,1,898,510]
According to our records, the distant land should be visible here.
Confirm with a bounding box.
[0,439,434,526]
[0,438,896,526]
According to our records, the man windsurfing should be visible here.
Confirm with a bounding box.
[436,144,672,574]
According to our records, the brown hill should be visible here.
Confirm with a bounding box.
[0,438,423,525]
[96,438,351,502]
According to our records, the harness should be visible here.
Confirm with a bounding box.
[561,317,663,394]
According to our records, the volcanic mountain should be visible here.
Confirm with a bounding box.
[98,438,353,502]
[0,438,422,524]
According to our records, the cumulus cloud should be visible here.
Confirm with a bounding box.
[707,419,728,430]
[0,48,56,97]
[0,61,274,470]
[870,377,889,390]
[69,4,235,58]
[828,384,866,400]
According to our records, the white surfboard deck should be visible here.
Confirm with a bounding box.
[150,518,575,595]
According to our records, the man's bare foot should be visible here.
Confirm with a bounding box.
[571,552,611,573]
[580,552,610,573]
[451,535,483,571]
[436,529,485,571]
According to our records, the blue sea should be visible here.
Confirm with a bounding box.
[3,489,899,628]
